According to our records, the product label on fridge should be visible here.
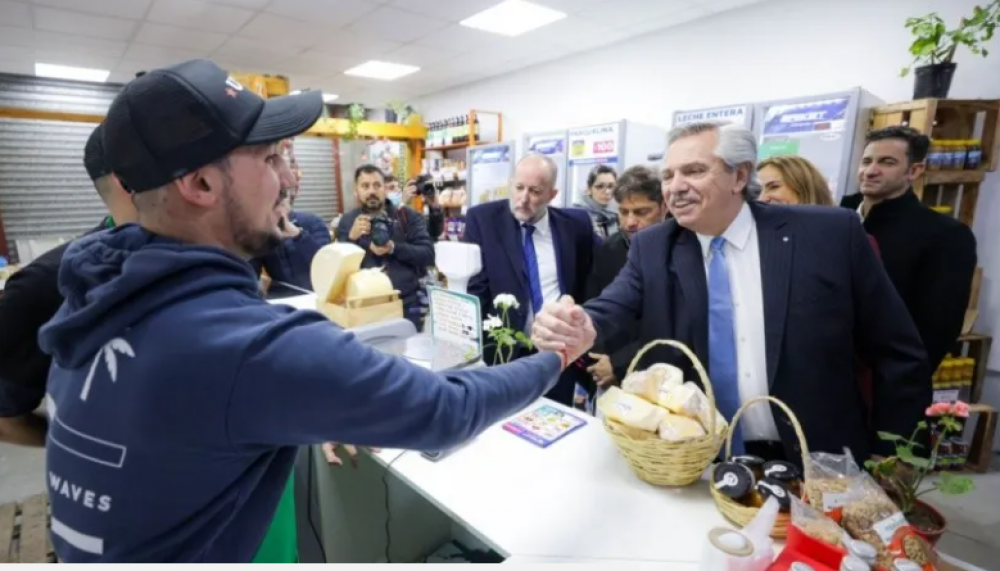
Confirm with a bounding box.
[470,146,513,206]
[674,105,749,127]
[528,137,565,155]
[762,98,850,136]
[567,123,620,165]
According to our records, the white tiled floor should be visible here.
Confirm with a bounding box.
[2,443,998,568]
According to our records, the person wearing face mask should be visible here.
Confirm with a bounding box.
[531,121,930,464]
[574,165,619,239]
[249,139,331,291]
[392,172,445,241]
[841,127,977,372]
[583,166,669,393]
[464,154,597,406]
[336,164,435,329]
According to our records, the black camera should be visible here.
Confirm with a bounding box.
[370,214,393,246]
[413,174,437,196]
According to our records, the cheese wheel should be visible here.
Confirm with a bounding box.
[596,386,667,432]
[346,268,394,299]
[310,243,365,303]
[657,412,706,442]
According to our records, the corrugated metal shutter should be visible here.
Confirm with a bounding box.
[293,136,338,223]
[0,119,107,262]
[0,73,121,116]
[0,73,120,263]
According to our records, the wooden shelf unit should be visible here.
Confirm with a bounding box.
[869,98,1000,228]
[424,109,504,153]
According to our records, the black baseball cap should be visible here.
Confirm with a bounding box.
[103,59,324,193]
[83,123,111,181]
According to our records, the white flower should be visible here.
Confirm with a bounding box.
[482,315,504,331]
[493,293,520,310]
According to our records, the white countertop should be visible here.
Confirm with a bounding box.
[372,401,728,564]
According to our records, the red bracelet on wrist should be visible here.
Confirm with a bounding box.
[556,349,570,371]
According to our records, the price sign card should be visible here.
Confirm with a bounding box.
[428,286,482,360]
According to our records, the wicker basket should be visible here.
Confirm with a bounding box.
[709,396,810,538]
[602,339,725,486]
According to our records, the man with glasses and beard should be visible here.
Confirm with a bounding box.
[336,164,435,329]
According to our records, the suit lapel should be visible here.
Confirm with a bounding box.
[752,203,793,388]
[673,230,709,363]
[501,213,527,295]
[549,211,571,295]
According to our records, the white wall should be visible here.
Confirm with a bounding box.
[417,0,1000,449]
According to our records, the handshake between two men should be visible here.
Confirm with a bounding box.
[531,295,598,365]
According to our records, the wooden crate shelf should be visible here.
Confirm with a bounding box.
[870,98,1000,172]
[0,494,55,563]
[870,98,1000,228]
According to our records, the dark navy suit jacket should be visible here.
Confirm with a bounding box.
[584,201,931,462]
[465,200,597,405]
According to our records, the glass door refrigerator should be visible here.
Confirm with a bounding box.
[564,120,667,208]
[466,141,516,208]
[753,87,884,203]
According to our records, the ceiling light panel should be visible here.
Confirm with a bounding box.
[35,63,111,82]
[344,61,420,81]
[460,0,567,37]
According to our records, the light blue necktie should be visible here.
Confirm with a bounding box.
[523,225,544,314]
[708,237,745,456]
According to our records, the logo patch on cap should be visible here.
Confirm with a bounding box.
[225,76,245,91]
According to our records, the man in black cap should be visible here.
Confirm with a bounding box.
[38,59,590,563]
[0,123,134,446]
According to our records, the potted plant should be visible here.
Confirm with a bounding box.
[385,100,410,124]
[866,401,976,546]
[901,1,1000,99]
[345,103,366,140]
[482,294,532,365]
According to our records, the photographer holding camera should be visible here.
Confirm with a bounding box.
[337,164,435,329]
[402,174,446,241]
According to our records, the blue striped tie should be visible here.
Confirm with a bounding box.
[708,237,745,456]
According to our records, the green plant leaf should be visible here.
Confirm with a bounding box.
[878,431,906,443]
[897,447,932,470]
[936,472,976,495]
[900,66,912,77]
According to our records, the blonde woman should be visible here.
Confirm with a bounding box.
[757,155,834,206]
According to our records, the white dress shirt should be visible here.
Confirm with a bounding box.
[696,203,779,442]
[523,209,561,332]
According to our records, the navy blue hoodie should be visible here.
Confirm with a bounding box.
[39,224,562,563]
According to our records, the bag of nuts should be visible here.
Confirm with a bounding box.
[802,448,862,524]
[840,473,935,570]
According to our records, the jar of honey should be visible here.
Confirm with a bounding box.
[927,140,946,171]
[966,139,983,170]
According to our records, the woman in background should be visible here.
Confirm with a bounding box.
[757,155,835,206]
[574,165,619,239]
[757,155,877,424]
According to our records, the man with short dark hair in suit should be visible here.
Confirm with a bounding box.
[532,122,930,463]
[841,126,977,372]
[465,154,596,407]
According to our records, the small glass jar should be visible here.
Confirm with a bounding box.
[847,539,879,566]
[840,555,871,571]
[965,139,983,170]
[927,140,946,171]
[949,140,968,170]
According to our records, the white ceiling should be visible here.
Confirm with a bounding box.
[0,0,765,105]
